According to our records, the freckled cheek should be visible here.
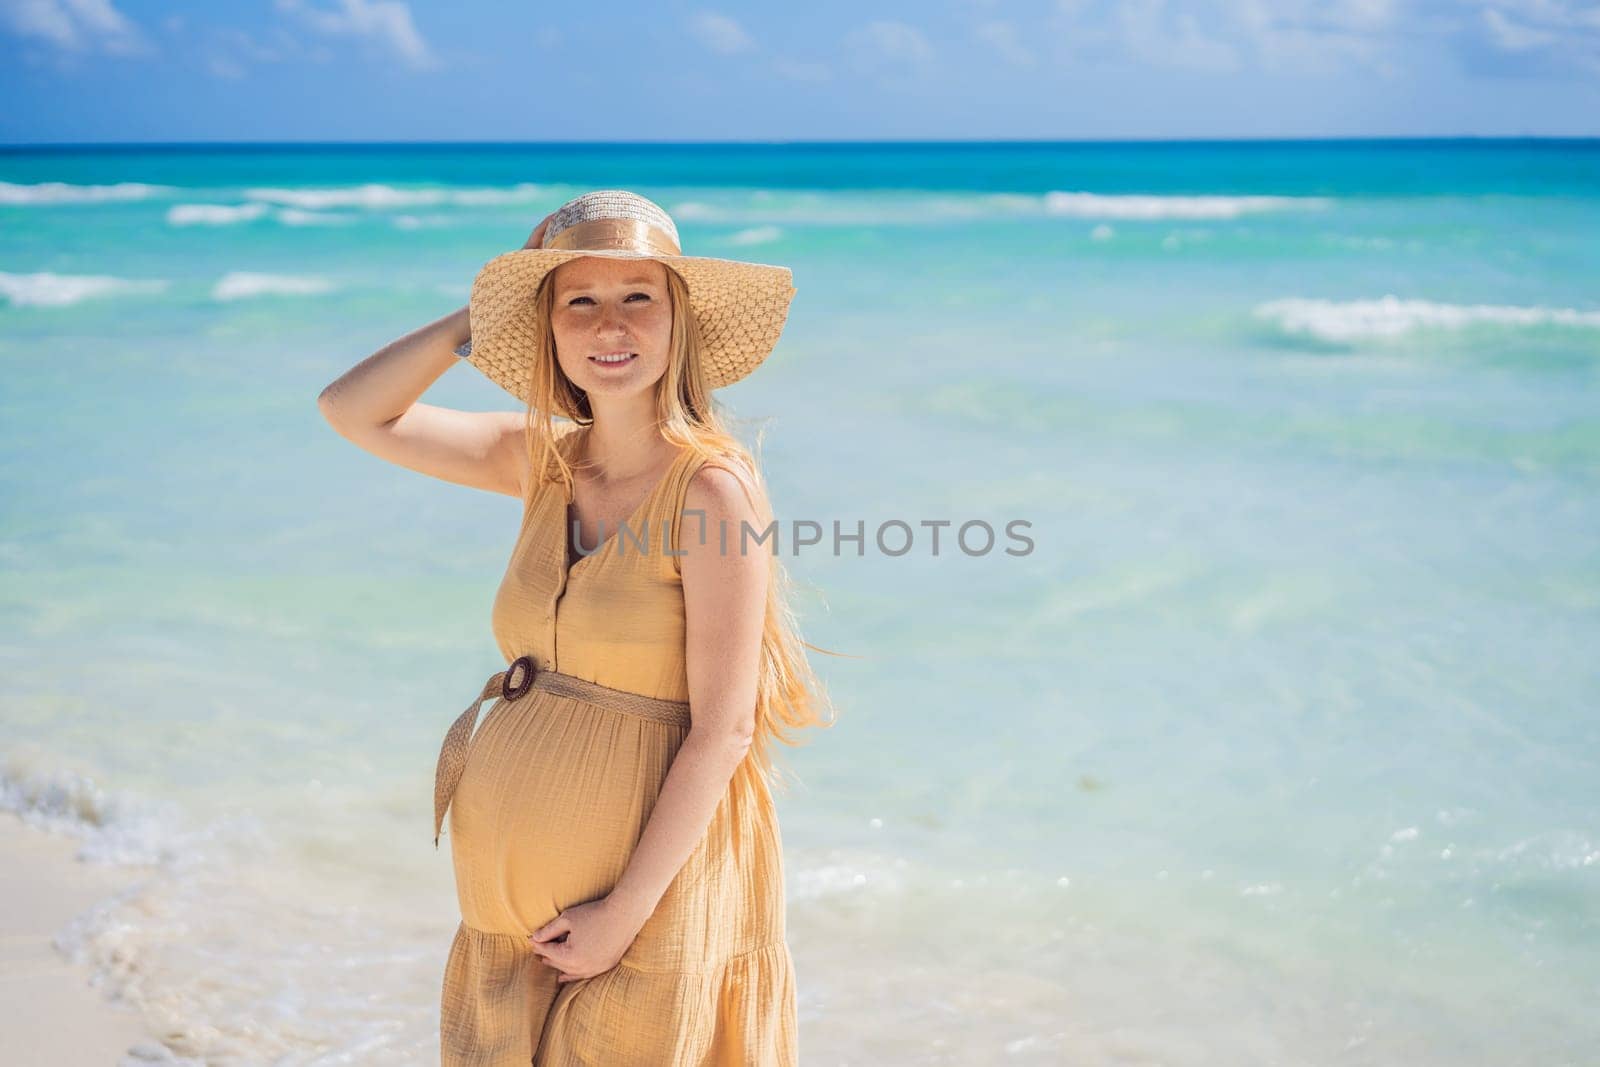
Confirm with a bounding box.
[639,308,674,348]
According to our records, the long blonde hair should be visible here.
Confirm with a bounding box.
[516,260,841,799]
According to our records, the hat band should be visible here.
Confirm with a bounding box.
[543,218,682,257]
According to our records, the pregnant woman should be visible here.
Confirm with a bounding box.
[317,190,834,1065]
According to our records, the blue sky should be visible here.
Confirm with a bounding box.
[2,0,1598,143]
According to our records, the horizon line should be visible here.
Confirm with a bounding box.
[3,134,1599,152]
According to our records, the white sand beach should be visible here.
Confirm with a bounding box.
[0,813,159,1066]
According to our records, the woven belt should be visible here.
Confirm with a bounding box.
[432,654,693,848]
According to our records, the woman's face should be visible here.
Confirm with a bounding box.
[548,256,674,404]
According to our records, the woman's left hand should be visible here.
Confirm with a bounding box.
[528,896,645,983]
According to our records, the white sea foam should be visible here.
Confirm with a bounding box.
[790,850,910,900]
[243,182,546,210]
[670,200,717,221]
[0,180,175,205]
[211,272,336,301]
[0,180,1327,224]
[165,203,357,227]
[393,214,457,229]
[1044,191,1329,219]
[921,192,1040,218]
[245,183,444,209]
[671,190,1329,225]
[727,225,783,245]
[276,207,355,226]
[1,751,196,867]
[450,182,548,206]
[1,753,386,1063]
[166,202,271,226]
[0,270,169,307]
[1255,295,1600,342]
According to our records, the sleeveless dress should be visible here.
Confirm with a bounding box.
[433,425,798,1066]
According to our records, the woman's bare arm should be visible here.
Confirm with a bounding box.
[316,213,555,500]
[606,463,770,925]
[316,303,528,500]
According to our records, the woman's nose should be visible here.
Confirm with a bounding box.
[596,304,628,335]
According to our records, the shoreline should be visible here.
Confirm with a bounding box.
[0,811,160,1066]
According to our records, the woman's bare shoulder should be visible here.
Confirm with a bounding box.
[685,452,770,526]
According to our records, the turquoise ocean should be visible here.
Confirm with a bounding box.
[2,141,1597,1064]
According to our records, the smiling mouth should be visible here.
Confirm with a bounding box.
[589,352,637,365]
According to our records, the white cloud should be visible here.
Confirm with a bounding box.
[1,0,151,56]
[274,0,436,71]
[1227,0,1396,75]
[844,19,935,79]
[1482,7,1559,50]
[1314,0,1396,33]
[976,20,1036,67]
[1046,0,1401,77]
[200,25,324,79]
[689,11,753,55]
[1115,0,1239,73]
[1469,0,1600,74]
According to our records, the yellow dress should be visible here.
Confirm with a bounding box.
[432,426,798,1066]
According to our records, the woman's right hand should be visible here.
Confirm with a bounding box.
[522,211,556,250]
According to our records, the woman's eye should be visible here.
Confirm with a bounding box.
[567,293,651,306]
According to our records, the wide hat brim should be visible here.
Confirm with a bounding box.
[463,247,796,398]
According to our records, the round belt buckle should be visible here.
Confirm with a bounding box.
[502,655,537,701]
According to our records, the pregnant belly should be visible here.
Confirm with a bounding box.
[445,690,677,934]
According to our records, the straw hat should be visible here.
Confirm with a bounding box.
[457,190,796,397]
